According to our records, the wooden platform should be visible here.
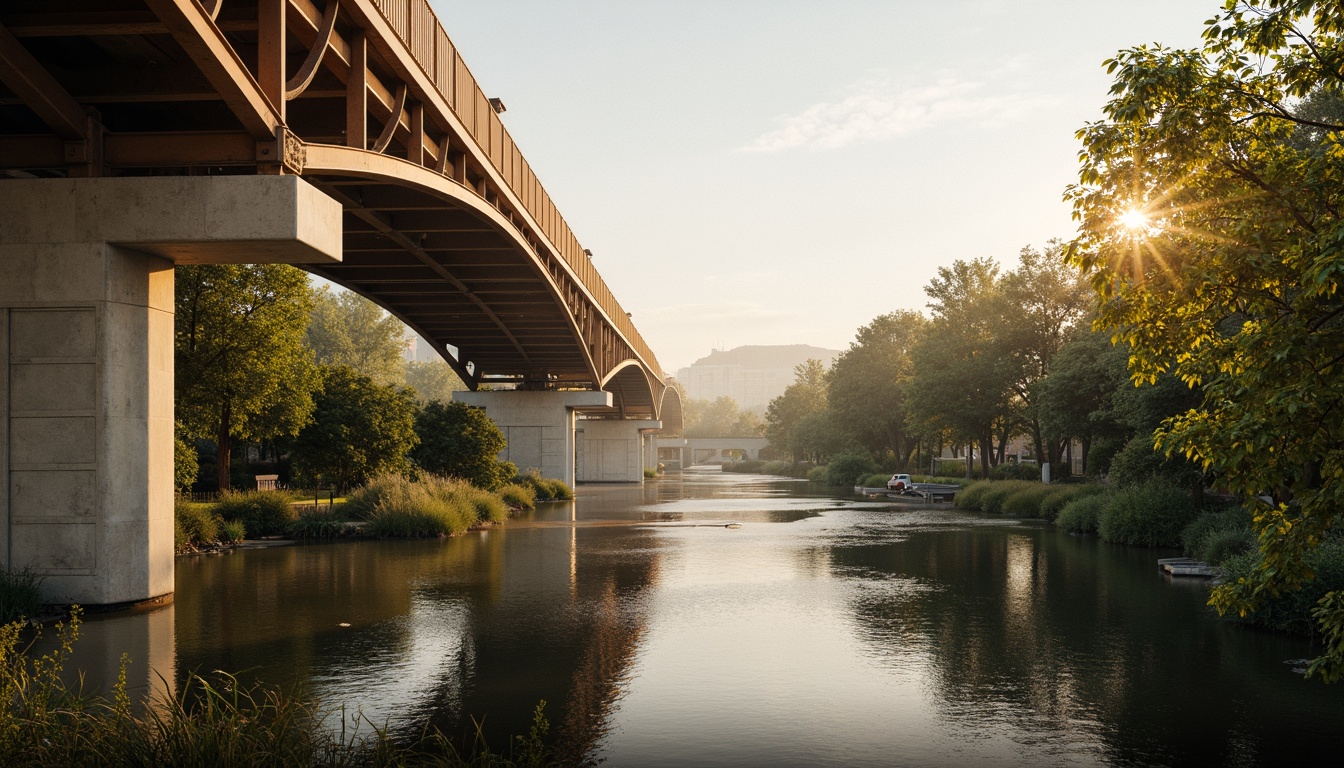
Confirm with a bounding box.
[1158,557,1218,577]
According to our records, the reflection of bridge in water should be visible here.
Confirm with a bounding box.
[657,437,768,468]
[0,0,681,607]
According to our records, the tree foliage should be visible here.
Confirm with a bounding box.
[404,359,466,405]
[306,288,409,386]
[827,311,926,462]
[411,400,517,490]
[683,396,762,438]
[764,360,830,461]
[176,265,319,490]
[290,366,419,493]
[1067,0,1344,680]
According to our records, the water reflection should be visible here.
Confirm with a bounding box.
[39,471,1344,766]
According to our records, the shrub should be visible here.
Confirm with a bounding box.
[858,473,891,489]
[365,481,474,538]
[1057,493,1110,534]
[218,519,246,543]
[174,431,198,493]
[412,400,518,490]
[1181,506,1255,565]
[990,463,1041,481]
[806,466,828,482]
[980,481,1037,515]
[287,510,345,540]
[0,567,43,625]
[762,460,792,475]
[643,467,658,479]
[1221,542,1344,635]
[213,490,297,537]
[1097,479,1199,547]
[342,473,405,520]
[515,471,574,501]
[954,480,995,510]
[1000,484,1056,519]
[498,483,536,510]
[724,460,765,474]
[175,498,220,548]
[912,475,970,487]
[463,486,509,525]
[1039,484,1109,521]
[824,452,878,487]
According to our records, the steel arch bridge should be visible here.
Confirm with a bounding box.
[0,0,678,422]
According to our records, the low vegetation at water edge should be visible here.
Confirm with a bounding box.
[0,610,563,767]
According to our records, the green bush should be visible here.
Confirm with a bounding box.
[1039,484,1109,521]
[213,490,296,537]
[174,431,198,493]
[1000,484,1056,519]
[1057,493,1111,534]
[498,483,537,510]
[858,472,892,489]
[1221,542,1344,635]
[990,463,1041,481]
[175,498,220,548]
[218,519,246,543]
[911,475,970,487]
[980,481,1037,514]
[824,452,878,487]
[1181,506,1255,565]
[643,467,658,479]
[287,510,345,540]
[762,460,792,475]
[515,471,574,501]
[954,480,995,510]
[0,567,43,625]
[1097,479,1199,547]
[364,480,475,538]
[806,466,828,482]
[463,486,509,525]
[723,460,765,474]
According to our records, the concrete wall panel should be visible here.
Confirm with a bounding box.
[10,416,96,464]
[10,363,96,412]
[10,470,96,520]
[12,522,95,572]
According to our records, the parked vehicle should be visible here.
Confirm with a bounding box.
[886,473,913,491]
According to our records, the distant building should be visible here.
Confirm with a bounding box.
[675,344,840,412]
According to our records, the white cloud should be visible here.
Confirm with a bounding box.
[740,77,1052,153]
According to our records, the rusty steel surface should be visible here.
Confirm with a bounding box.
[0,0,668,418]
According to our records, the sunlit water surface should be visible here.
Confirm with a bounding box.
[49,470,1344,766]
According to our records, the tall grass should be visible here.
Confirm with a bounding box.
[0,568,43,625]
[1000,484,1057,519]
[349,474,519,538]
[498,483,537,511]
[516,471,573,501]
[1097,479,1199,547]
[979,481,1038,515]
[1057,493,1111,534]
[213,490,296,537]
[0,610,562,767]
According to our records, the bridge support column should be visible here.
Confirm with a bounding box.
[575,419,661,483]
[0,176,341,606]
[454,390,612,488]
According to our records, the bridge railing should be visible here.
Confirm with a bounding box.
[368,0,661,379]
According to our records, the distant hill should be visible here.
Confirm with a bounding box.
[675,344,841,411]
[687,344,840,370]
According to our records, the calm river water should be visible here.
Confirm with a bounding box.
[50,470,1344,766]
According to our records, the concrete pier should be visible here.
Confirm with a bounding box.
[0,176,341,605]
[576,419,661,483]
[453,390,613,488]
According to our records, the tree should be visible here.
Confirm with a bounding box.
[411,400,517,490]
[827,311,926,465]
[306,288,409,386]
[907,258,1017,477]
[683,396,763,438]
[290,366,419,492]
[998,242,1091,466]
[764,360,829,461]
[1033,328,1131,474]
[176,265,320,491]
[405,359,466,405]
[1067,0,1344,680]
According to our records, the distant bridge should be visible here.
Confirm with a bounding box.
[0,0,681,606]
[657,437,768,468]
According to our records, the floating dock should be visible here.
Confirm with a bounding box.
[1158,557,1218,577]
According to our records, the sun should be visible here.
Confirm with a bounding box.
[1118,208,1150,232]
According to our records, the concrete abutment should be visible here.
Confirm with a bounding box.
[0,176,341,606]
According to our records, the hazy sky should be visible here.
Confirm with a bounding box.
[428,0,1214,372]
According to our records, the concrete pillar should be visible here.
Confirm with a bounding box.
[574,419,661,483]
[0,176,341,606]
[454,390,612,488]
[643,432,659,474]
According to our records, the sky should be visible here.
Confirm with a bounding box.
[427,0,1216,373]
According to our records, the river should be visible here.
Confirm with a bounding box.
[45,469,1344,766]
